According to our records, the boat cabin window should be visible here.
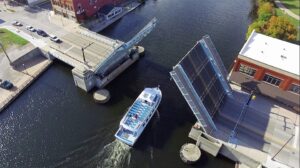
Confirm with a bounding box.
[153,95,157,102]
[122,127,133,134]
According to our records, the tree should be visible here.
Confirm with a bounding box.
[246,21,265,39]
[264,16,297,41]
[257,2,274,21]
[258,0,274,5]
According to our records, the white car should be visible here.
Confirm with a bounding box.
[26,26,36,32]
[12,21,22,26]
[49,34,61,43]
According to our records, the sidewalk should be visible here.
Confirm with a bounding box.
[0,44,52,112]
[274,0,300,20]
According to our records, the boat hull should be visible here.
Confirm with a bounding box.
[115,87,162,146]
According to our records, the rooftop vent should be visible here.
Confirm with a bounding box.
[281,55,287,60]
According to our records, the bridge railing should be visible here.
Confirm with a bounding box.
[77,27,122,48]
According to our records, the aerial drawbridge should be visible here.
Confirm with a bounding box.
[46,18,157,91]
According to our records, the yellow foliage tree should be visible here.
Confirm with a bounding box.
[264,16,297,41]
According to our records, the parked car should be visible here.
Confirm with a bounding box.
[36,29,47,37]
[12,20,22,26]
[26,25,36,32]
[49,34,61,43]
[0,80,14,90]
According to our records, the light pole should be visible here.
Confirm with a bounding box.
[81,42,93,63]
[3,0,7,10]
[0,41,12,65]
[22,63,29,76]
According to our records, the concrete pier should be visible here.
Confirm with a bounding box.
[0,45,52,112]
[180,143,201,164]
[93,89,110,103]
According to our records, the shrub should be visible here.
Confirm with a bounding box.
[246,21,265,39]
[257,2,274,21]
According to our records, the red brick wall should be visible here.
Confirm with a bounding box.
[73,0,123,20]
[232,58,300,91]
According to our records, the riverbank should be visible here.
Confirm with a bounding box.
[247,0,299,42]
[48,0,142,33]
[0,44,52,112]
[81,1,142,32]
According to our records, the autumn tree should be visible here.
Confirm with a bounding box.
[246,21,265,39]
[264,16,297,41]
[257,2,274,21]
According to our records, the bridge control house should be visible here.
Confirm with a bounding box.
[229,31,300,111]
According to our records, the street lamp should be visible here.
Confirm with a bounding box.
[3,0,7,10]
[22,63,29,76]
[81,42,94,63]
[0,41,12,65]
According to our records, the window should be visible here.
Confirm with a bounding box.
[238,64,256,77]
[89,0,96,5]
[289,84,300,94]
[262,74,282,86]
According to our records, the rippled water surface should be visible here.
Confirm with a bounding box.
[0,0,253,167]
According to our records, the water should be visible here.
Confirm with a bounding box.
[0,0,253,167]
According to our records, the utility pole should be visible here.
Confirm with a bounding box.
[0,41,12,65]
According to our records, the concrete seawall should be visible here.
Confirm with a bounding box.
[0,47,52,112]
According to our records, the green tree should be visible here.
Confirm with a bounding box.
[264,16,297,41]
[257,2,274,21]
[246,21,265,39]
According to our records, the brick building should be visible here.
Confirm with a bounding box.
[229,31,300,110]
[50,0,122,22]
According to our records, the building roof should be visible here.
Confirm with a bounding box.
[239,31,300,76]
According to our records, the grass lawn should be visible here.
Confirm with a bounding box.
[275,8,300,40]
[280,0,300,15]
[0,28,28,51]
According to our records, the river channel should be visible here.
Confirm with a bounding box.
[0,0,253,167]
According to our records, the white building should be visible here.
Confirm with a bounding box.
[229,31,300,110]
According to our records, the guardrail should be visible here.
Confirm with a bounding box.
[77,27,121,47]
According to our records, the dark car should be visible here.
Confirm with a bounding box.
[36,29,48,37]
[0,80,14,90]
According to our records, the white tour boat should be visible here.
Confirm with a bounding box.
[115,87,162,146]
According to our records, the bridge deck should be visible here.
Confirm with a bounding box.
[49,31,123,71]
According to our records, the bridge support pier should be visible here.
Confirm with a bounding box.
[72,68,96,92]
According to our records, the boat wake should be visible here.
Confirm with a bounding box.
[96,140,131,168]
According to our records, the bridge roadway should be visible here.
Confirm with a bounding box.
[48,30,124,71]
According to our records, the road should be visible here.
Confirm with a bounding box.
[0,2,69,38]
[0,2,121,70]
